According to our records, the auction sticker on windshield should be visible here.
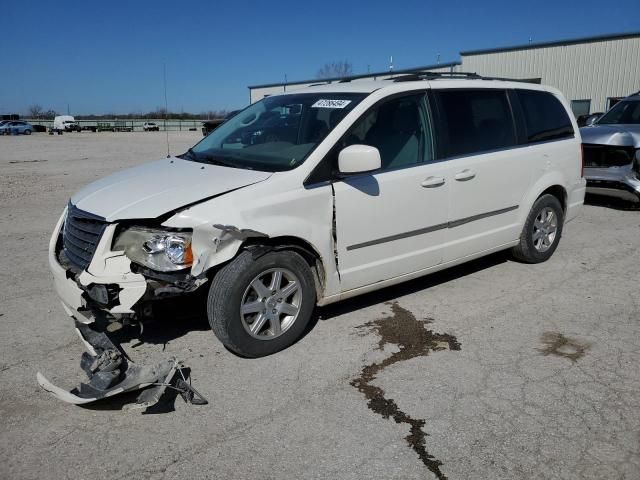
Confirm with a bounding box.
[312,99,352,109]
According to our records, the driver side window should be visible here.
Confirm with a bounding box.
[345,93,433,170]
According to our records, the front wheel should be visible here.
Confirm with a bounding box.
[24,129,32,135]
[207,250,316,357]
[511,194,564,263]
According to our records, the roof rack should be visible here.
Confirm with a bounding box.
[393,71,481,82]
[392,71,539,84]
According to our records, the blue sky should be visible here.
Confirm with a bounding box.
[1,0,638,115]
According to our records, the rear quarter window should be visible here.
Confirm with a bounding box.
[434,89,517,157]
[516,90,574,143]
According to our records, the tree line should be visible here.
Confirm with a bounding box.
[26,104,231,120]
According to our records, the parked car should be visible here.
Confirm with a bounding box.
[580,91,640,203]
[44,75,584,402]
[0,121,33,135]
[143,122,159,131]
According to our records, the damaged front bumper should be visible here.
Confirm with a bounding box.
[49,208,207,321]
[585,167,640,203]
[40,209,208,407]
[37,320,177,405]
[583,142,640,203]
[49,210,149,319]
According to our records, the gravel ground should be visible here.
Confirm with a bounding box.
[1,132,639,479]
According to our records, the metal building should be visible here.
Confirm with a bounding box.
[247,31,640,117]
[460,32,640,115]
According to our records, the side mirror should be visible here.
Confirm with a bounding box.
[338,145,381,174]
[585,115,599,126]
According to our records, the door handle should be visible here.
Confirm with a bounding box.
[421,176,445,188]
[454,169,476,181]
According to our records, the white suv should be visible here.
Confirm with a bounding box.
[143,122,159,131]
[49,75,585,358]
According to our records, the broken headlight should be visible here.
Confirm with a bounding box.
[113,227,193,272]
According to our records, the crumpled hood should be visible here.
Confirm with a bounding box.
[580,124,640,148]
[71,157,272,221]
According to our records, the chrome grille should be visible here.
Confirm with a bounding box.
[62,204,107,270]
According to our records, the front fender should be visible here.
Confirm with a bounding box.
[163,181,340,299]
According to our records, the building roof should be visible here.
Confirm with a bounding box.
[248,31,639,92]
[247,61,461,89]
[460,31,640,56]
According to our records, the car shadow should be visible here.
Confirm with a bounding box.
[109,290,210,348]
[313,250,509,323]
[584,193,640,211]
[110,251,510,355]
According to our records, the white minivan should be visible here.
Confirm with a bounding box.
[49,75,585,358]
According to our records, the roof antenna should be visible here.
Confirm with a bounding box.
[163,63,171,158]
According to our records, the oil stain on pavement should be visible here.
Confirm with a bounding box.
[537,332,590,362]
[351,302,461,480]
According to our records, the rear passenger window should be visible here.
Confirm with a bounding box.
[516,90,574,143]
[435,89,517,157]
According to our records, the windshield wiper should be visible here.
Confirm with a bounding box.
[180,148,198,160]
[200,152,255,170]
[180,149,255,170]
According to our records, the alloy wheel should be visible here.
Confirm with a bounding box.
[240,268,302,340]
[532,207,558,252]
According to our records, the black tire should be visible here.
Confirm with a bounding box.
[207,250,316,357]
[24,129,31,135]
[511,194,564,263]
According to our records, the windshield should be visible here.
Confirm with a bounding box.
[597,100,640,125]
[182,92,367,171]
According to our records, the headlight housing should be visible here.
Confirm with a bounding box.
[113,227,193,272]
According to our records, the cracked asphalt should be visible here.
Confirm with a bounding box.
[1,132,639,479]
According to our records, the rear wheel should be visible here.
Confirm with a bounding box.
[207,250,316,357]
[511,194,564,263]
[24,129,31,135]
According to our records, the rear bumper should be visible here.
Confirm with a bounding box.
[565,179,586,223]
